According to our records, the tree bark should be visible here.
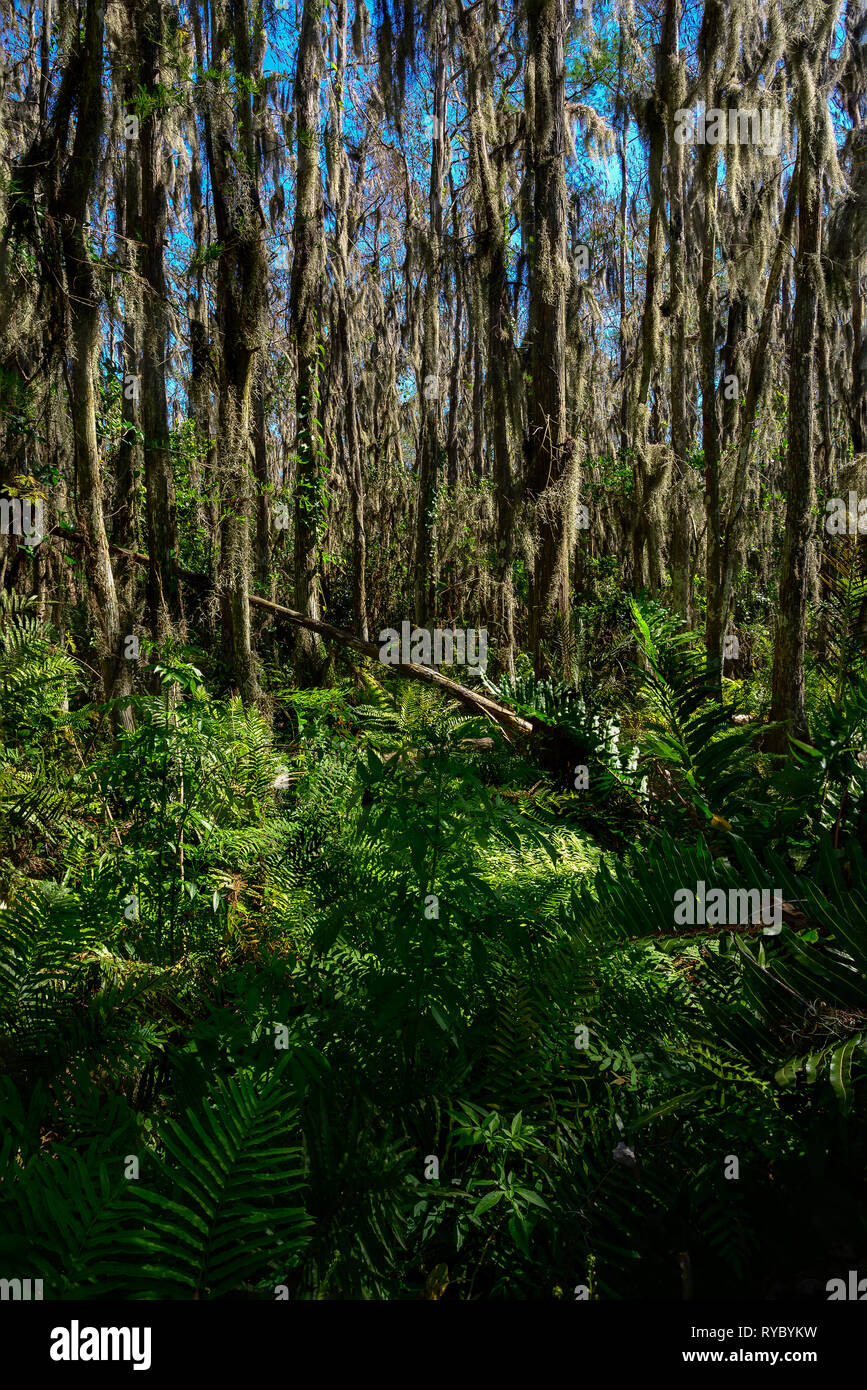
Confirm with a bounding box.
[525,0,575,675]
[460,0,517,670]
[188,2,218,581]
[715,163,799,677]
[57,0,134,728]
[663,0,691,621]
[114,27,142,619]
[699,92,723,693]
[290,0,328,672]
[769,18,839,749]
[137,0,183,643]
[413,9,446,626]
[631,62,666,594]
[331,0,368,640]
[204,0,268,699]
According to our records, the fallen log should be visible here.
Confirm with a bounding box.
[49,527,532,737]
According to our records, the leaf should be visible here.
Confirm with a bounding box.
[804,1051,823,1085]
[774,1056,803,1088]
[472,1189,504,1218]
[423,1263,449,1300]
[429,1000,454,1037]
[508,1213,531,1257]
[829,1037,860,1111]
[519,1188,550,1210]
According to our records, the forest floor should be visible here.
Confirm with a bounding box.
[0,594,866,1299]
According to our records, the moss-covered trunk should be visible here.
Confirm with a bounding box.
[525,0,575,675]
[290,0,327,671]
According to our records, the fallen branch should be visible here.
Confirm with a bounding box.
[49,528,532,737]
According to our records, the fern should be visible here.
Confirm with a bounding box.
[628,597,759,827]
[815,538,867,700]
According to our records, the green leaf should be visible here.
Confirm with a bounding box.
[472,1189,504,1218]
[774,1056,803,1088]
[508,1213,531,1257]
[830,1037,860,1111]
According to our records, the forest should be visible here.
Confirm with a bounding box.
[0,0,865,1307]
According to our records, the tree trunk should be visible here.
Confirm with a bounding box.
[699,102,723,694]
[137,0,183,644]
[290,0,328,671]
[331,0,368,640]
[460,0,517,670]
[769,19,839,749]
[188,2,218,582]
[204,0,267,699]
[253,378,272,594]
[617,33,629,460]
[56,0,133,728]
[849,127,867,453]
[413,9,446,626]
[445,173,463,493]
[631,65,666,595]
[716,163,799,673]
[663,0,691,621]
[525,0,575,675]
[114,31,142,622]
